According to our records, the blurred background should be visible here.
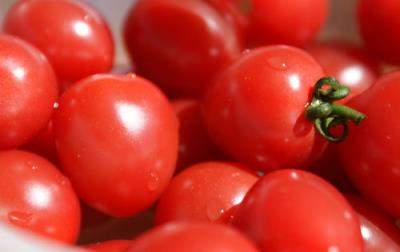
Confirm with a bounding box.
[0,0,361,65]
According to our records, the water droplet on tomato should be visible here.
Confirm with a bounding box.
[242,49,251,55]
[8,211,33,227]
[206,199,225,221]
[147,172,160,192]
[266,57,288,71]
[31,165,38,171]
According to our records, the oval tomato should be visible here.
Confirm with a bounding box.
[125,222,260,252]
[202,45,326,171]
[0,35,58,149]
[53,74,179,217]
[232,169,363,251]
[337,71,400,218]
[0,150,80,243]
[155,161,258,224]
[3,0,114,83]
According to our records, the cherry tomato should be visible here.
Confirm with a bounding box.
[84,240,132,252]
[171,99,225,171]
[359,215,400,252]
[124,0,242,97]
[306,41,380,104]
[0,150,80,243]
[247,0,329,47]
[0,35,58,149]
[53,73,179,217]
[3,0,114,83]
[337,71,400,218]
[125,222,260,252]
[358,0,400,64]
[346,195,400,245]
[155,161,258,224]
[232,169,363,251]
[202,45,326,171]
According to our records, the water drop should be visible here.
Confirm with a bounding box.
[206,199,225,221]
[242,49,251,55]
[8,211,33,227]
[266,57,288,71]
[31,165,38,171]
[147,172,160,192]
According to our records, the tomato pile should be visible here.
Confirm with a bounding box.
[1,0,400,251]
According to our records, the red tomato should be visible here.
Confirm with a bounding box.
[125,222,260,252]
[0,35,58,149]
[155,161,258,224]
[346,195,400,245]
[232,169,363,251]
[0,150,80,243]
[337,71,400,218]
[171,99,225,171]
[124,0,242,97]
[247,0,329,47]
[202,45,326,171]
[306,41,380,104]
[358,0,400,64]
[359,215,400,252]
[3,0,114,83]
[84,240,132,252]
[53,74,179,217]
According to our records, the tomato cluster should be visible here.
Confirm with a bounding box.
[1,0,400,251]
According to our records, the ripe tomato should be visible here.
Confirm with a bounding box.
[306,41,380,104]
[0,150,80,243]
[53,74,179,217]
[247,0,329,47]
[84,240,132,252]
[337,71,400,218]
[0,35,58,149]
[155,161,258,224]
[124,222,260,252]
[202,45,326,171]
[124,0,242,97]
[171,99,225,171]
[3,0,114,83]
[232,169,363,251]
[358,0,400,64]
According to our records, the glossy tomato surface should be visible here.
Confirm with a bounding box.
[171,99,224,171]
[124,0,242,97]
[203,45,326,171]
[232,169,363,251]
[125,222,260,252]
[337,71,400,218]
[0,150,80,243]
[53,74,179,217]
[306,41,379,104]
[84,240,132,252]
[0,35,58,149]
[358,0,400,64]
[3,0,114,83]
[155,161,258,224]
[248,0,328,47]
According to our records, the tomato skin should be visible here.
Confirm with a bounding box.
[232,169,363,252]
[202,45,326,171]
[0,35,58,149]
[3,0,114,83]
[125,222,260,252]
[0,150,80,243]
[358,0,400,64]
[359,215,400,252]
[337,71,400,218]
[248,0,328,47]
[53,74,179,217]
[171,99,225,171]
[84,240,132,252]
[124,0,242,97]
[155,161,258,224]
[306,42,379,104]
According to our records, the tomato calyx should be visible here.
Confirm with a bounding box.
[306,77,366,143]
